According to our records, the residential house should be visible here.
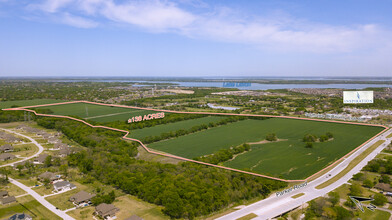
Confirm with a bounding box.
[2,134,21,143]
[375,183,392,193]
[50,143,67,150]
[0,144,14,152]
[0,196,16,205]
[0,191,8,198]
[59,147,72,157]
[70,190,96,206]
[0,191,16,205]
[125,215,144,220]
[95,203,120,219]
[38,171,60,182]
[47,137,59,144]
[0,153,16,161]
[33,154,48,164]
[8,213,32,220]
[53,181,76,192]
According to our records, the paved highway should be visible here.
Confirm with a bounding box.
[0,128,75,220]
[217,128,392,220]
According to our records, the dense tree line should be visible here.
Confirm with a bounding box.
[195,144,251,164]
[36,117,287,219]
[36,117,138,159]
[363,156,392,174]
[0,110,26,123]
[102,113,208,131]
[303,132,333,142]
[141,116,244,144]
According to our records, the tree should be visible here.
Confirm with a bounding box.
[44,155,52,167]
[326,132,333,139]
[363,179,374,188]
[349,183,362,196]
[59,164,68,177]
[266,133,277,141]
[43,178,51,189]
[328,191,340,206]
[305,142,313,148]
[16,164,24,175]
[380,174,391,184]
[303,134,317,142]
[373,193,387,206]
[352,173,364,181]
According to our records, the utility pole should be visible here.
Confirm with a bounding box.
[24,111,27,121]
[28,112,31,121]
[85,105,89,117]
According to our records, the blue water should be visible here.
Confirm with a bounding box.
[132,81,392,90]
[51,79,392,90]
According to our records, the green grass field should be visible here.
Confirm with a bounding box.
[0,195,61,220]
[148,118,383,179]
[31,102,159,123]
[18,102,385,180]
[128,116,224,139]
[0,99,65,109]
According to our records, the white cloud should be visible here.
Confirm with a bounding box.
[26,0,392,53]
[61,12,98,28]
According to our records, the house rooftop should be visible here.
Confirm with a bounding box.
[8,213,32,220]
[70,190,95,204]
[54,181,75,188]
[0,153,15,160]
[96,203,119,217]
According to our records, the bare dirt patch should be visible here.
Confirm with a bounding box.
[248,139,288,145]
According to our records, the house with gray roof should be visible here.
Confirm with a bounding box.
[0,144,14,152]
[95,203,119,219]
[0,196,16,205]
[0,153,16,161]
[70,190,96,206]
[53,181,76,192]
[33,154,48,164]
[38,171,60,182]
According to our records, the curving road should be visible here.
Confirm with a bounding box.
[0,128,44,167]
[217,128,392,220]
[0,128,75,220]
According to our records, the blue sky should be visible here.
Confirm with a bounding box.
[0,0,391,77]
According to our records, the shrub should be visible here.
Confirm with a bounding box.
[305,142,313,148]
[266,133,277,141]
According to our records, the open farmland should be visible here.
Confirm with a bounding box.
[128,116,224,139]
[0,99,65,109]
[31,102,160,123]
[148,118,384,179]
[18,101,385,180]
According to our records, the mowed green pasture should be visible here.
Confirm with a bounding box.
[128,116,224,139]
[31,102,160,123]
[148,118,384,179]
[0,99,65,109]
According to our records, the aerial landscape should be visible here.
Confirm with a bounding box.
[1,1,392,220]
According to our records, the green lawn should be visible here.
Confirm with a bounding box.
[0,99,65,109]
[31,102,159,122]
[128,116,224,139]
[0,195,62,220]
[148,118,384,179]
[357,209,390,220]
